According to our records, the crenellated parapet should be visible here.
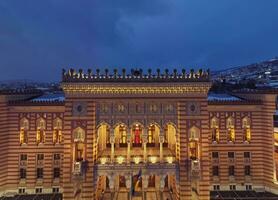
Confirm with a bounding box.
[62,68,210,83]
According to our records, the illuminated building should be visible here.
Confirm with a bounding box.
[0,68,277,200]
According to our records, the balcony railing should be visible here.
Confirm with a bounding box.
[97,155,176,165]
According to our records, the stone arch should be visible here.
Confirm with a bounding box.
[20,117,29,130]
[97,123,111,151]
[164,122,177,153]
[36,117,46,129]
[113,123,128,147]
[211,117,219,128]
[130,122,144,147]
[189,126,200,140]
[146,123,161,146]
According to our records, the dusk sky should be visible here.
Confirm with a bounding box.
[0,0,278,82]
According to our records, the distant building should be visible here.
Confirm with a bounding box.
[0,69,277,200]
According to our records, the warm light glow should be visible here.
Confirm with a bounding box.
[100,157,108,164]
[117,156,125,164]
[166,156,174,164]
[149,156,157,164]
[134,156,141,164]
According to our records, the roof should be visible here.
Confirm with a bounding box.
[208,93,242,102]
[8,92,65,106]
[30,93,65,103]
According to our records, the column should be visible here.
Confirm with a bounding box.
[110,131,115,163]
[142,175,149,200]
[159,135,164,163]
[127,132,131,164]
[142,130,148,163]
[108,175,115,200]
[160,175,166,200]
[125,174,132,200]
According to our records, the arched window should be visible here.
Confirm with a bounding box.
[119,125,127,144]
[189,127,199,160]
[242,117,251,142]
[20,118,29,145]
[73,127,85,143]
[148,125,155,144]
[227,117,235,143]
[36,118,46,144]
[73,127,85,162]
[189,127,199,141]
[53,118,62,144]
[211,118,220,143]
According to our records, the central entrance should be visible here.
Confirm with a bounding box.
[132,124,142,147]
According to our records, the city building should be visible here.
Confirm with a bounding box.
[0,68,277,200]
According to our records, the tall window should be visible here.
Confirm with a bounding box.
[212,166,219,176]
[211,118,219,143]
[227,117,235,143]
[119,125,127,144]
[148,125,155,144]
[53,118,62,144]
[229,166,235,176]
[245,165,251,176]
[53,168,60,178]
[189,127,199,160]
[37,168,43,179]
[20,168,26,179]
[36,118,46,144]
[73,127,85,162]
[242,117,251,143]
[20,118,29,145]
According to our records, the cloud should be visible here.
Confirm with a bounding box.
[0,0,277,81]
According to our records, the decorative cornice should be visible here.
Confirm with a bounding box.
[61,83,211,95]
[62,68,210,83]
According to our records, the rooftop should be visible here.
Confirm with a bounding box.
[62,68,210,83]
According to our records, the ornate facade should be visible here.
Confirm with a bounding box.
[0,68,277,200]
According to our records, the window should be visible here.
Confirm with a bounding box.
[37,168,43,179]
[246,184,252,191]
[150,104,158,113]
[227,117,235,142]
[119,125,127,144]
[18,188,25,194]
[53,119,63,144]
[52,187,59,193]
[212,166,219,176]
[211,118,219,143]
[213,185,220,191]
[117,104,125,113]
[228,152,234,158]
[212,152,219,159]
[73,127,85,143]
[54,154,60,160]
[53,168,60,178]
[20,118,29,145]
[229,185,236,191]
[243,117,251,142]
[244,152,250,158]
[36,118,46,144]
[245,165,251,176]
[20,168,26,179]
[35,188,42,194]
[147,125,155,143]
[229,166,235,176]
[37,154,44,160]
[20,154,27,161]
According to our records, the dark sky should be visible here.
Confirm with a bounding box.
[0,0,278,82]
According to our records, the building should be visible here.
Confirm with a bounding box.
[0,68,277,200]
